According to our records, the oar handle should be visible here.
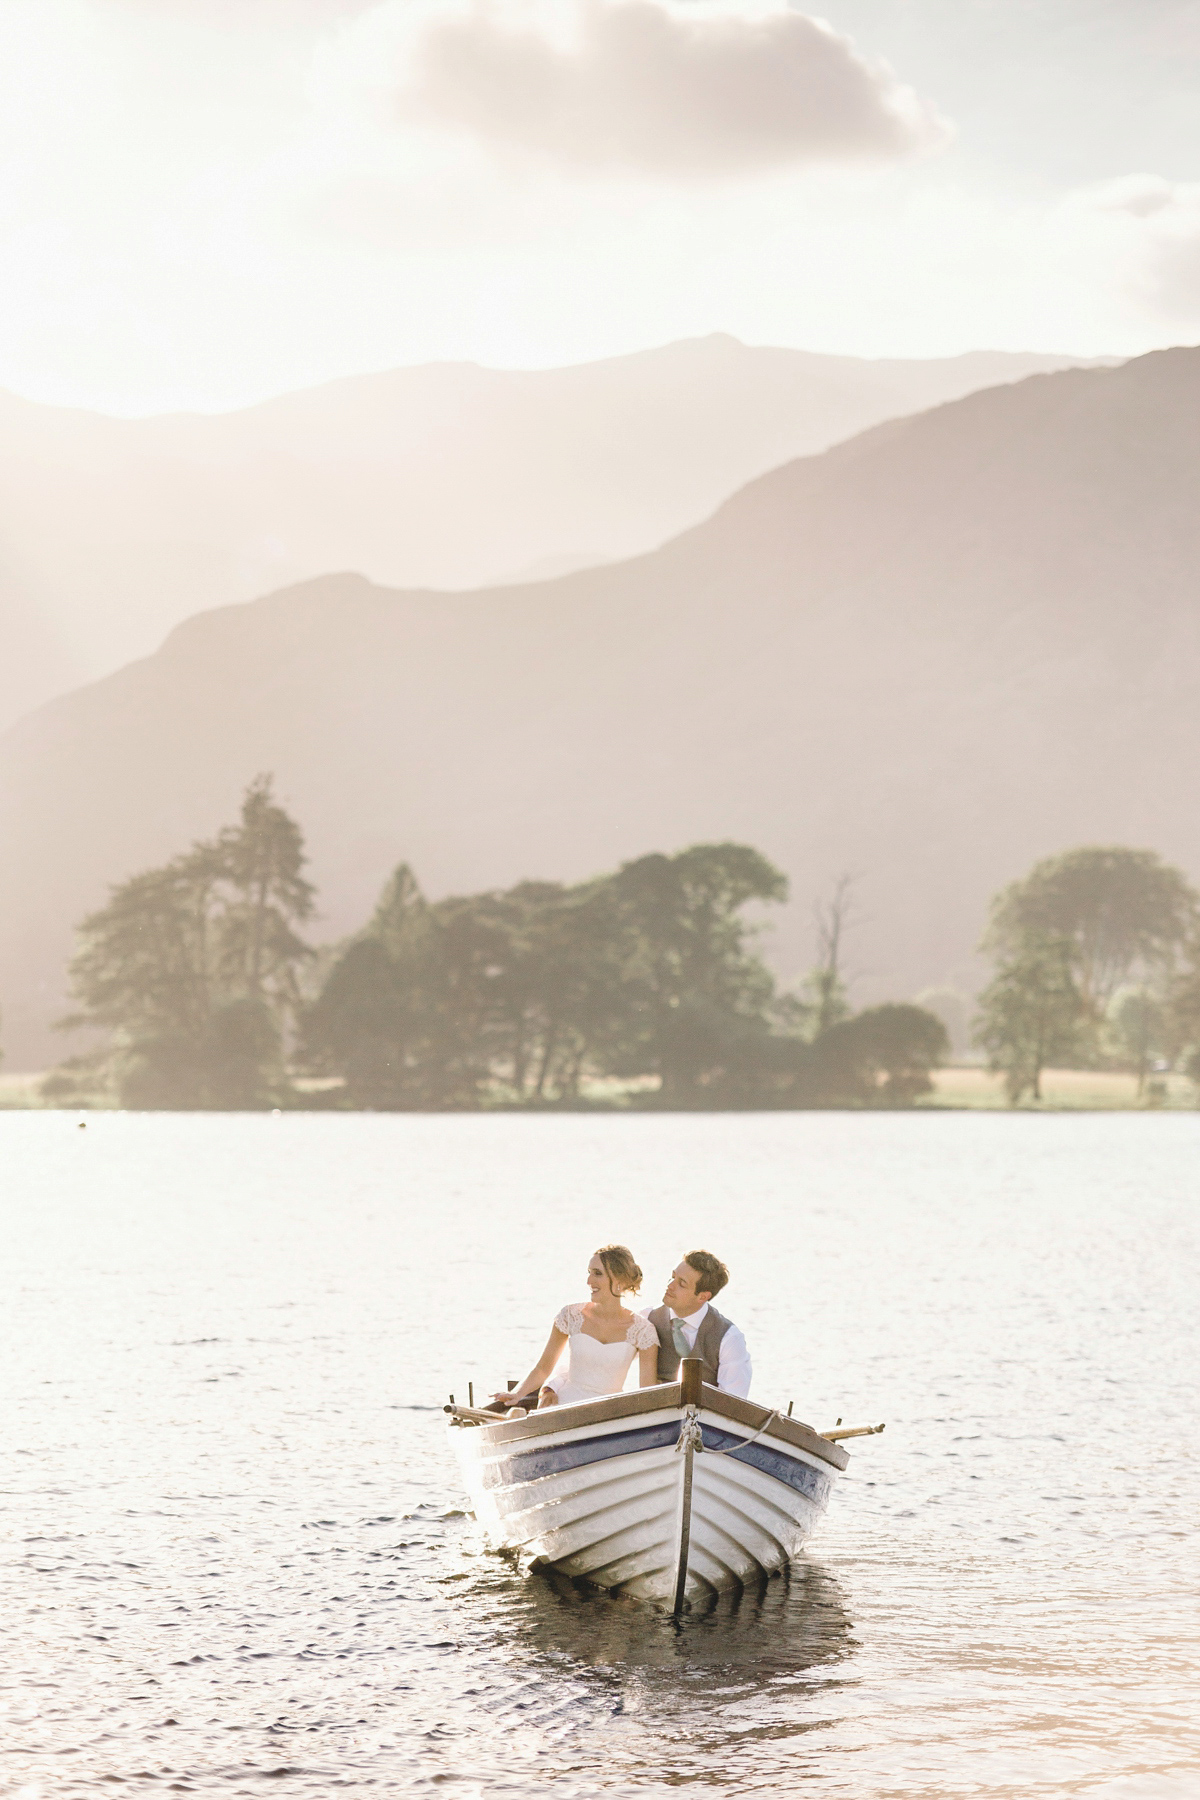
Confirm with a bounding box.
[821,1421,886,1441]
[445,1402,522,1423]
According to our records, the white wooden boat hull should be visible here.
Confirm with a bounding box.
[449,1380,849,1608]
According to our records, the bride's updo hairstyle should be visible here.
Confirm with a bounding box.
[595,1244,643,1298]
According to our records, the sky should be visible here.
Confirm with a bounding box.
[1,0,1198,412]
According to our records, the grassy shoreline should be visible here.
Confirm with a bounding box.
[925,1066,1196,1110]
[3,1066,1197,1112]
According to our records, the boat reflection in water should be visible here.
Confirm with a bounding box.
[437,1526,857,1775]
[517,1554,856,1674]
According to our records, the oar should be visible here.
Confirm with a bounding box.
[445,1402,524,1424]
[820,1420,885,1441]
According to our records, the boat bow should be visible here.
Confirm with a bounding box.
[447,1365,849,1609]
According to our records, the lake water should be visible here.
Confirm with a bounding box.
[0,1111,1196,1798]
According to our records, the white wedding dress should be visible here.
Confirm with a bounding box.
[545,1304,659,1405]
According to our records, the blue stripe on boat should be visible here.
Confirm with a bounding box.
[484,1418,831,1504]
[697,1425,832,1506]
[483,1421,681,1488]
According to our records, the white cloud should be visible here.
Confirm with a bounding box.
[0,3,1194,415]
[339,0,950,181]
[1090,173,1181,221]
[1066,175,1200,324]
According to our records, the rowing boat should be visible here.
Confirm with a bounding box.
[447,1359,874,1610]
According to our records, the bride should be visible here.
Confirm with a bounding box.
[492,1245,659,1410]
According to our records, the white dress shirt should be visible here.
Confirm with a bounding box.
[641,1300,753,1398]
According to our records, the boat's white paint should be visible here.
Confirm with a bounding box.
[449,1384,844,1608]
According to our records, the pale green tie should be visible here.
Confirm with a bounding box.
[672,1317,691,1359]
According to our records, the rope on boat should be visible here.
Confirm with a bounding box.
[674,1405,780,1458]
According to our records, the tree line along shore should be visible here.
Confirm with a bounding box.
[4,777,1200,1112]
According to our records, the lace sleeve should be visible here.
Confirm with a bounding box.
[554,1303,583,1335]
[628,1313,659,1351]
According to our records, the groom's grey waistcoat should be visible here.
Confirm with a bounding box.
[647,1305,732,1387]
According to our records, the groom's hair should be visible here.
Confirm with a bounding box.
[684,1250,729,1301]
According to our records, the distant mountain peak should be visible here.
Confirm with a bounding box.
[0,335,1115,732]
[2,347,1196,1069]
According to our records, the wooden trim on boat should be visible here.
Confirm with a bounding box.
[448,1382,684,1443]
[698,1387,850,1471]
[679,1356,703,1408]
[446,1380,850,1471]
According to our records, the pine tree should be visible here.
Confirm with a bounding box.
[55,776,313,1108]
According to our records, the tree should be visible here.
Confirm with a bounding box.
[984,847,1198,1018]
[492,878,630,1101]
[303,844,790,1109]
[804,873,857,1036]
[304,866,630,1107]
[302,841,961,1113]
[304,865,494,1108]
[609,844,788,1104]
[812,1003,949,1106]
[61,855,220,1106]
[211,774,314,1014]
[1107,986,1166,1096]
[56,777,312,1108]
[301,936,412,1108]
[973,932,1086,1104]
[1165,963,1200,1096]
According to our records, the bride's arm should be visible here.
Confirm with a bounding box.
[491,1325,566,1408]
[637,1346,659,1388]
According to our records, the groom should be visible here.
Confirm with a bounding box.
[643,1251,752,1398]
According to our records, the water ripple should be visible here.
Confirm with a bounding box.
[0,1110,1197,1797]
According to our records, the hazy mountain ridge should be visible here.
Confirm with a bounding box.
[2,348,1196,1068]
[0,337,1094,727]
[0,576,83,733]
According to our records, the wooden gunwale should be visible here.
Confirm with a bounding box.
[448,1381,849,1472]
[451,1383,680,1444]
[697,1388,850,1472]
